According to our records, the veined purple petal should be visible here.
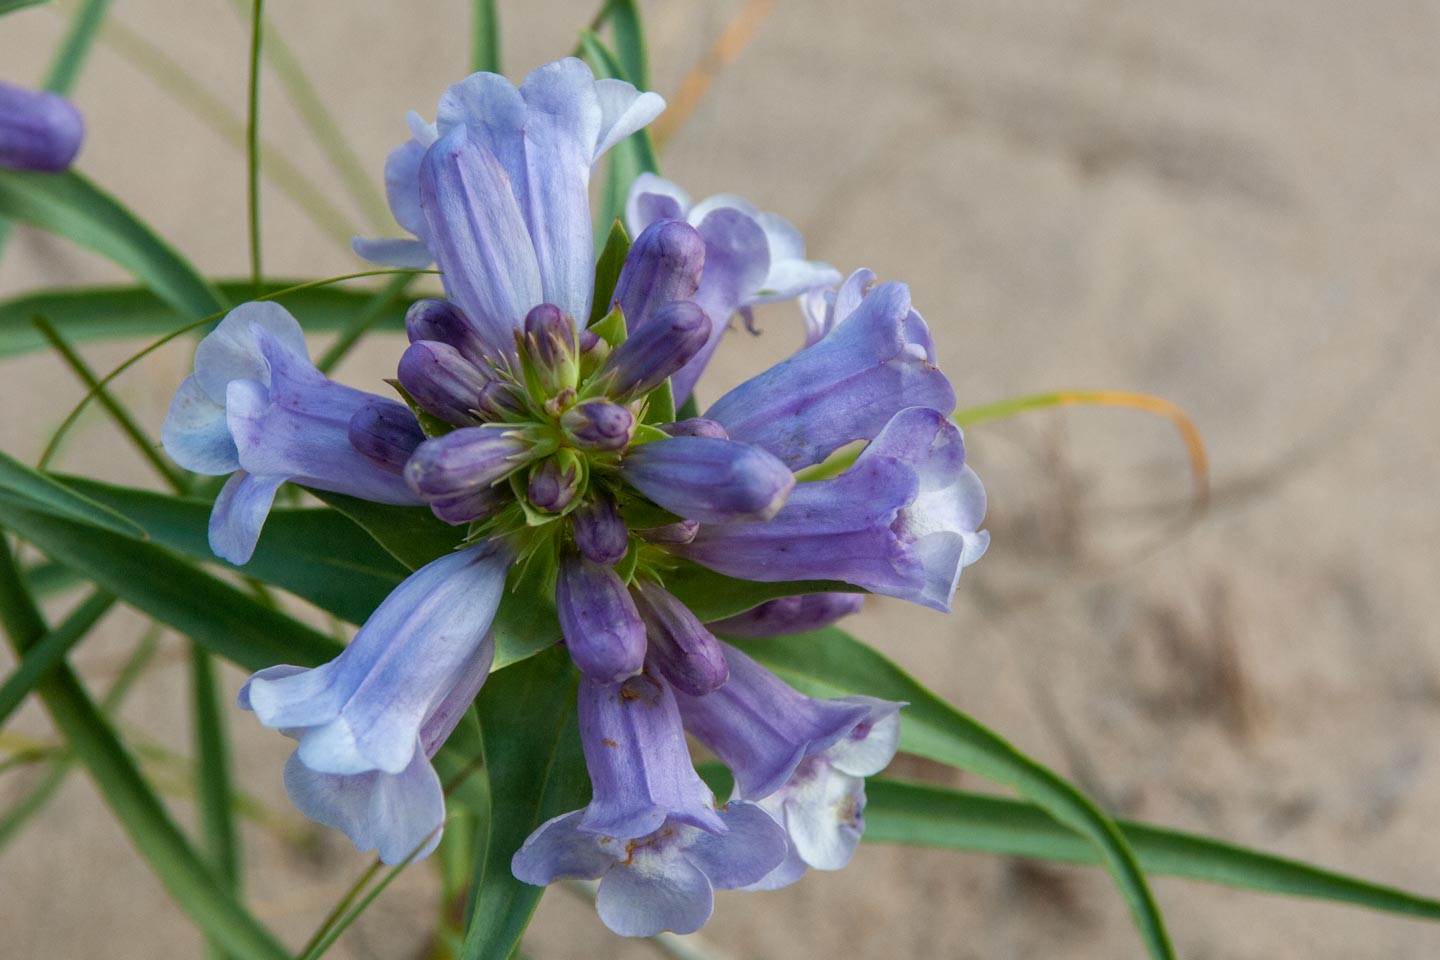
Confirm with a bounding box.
[674,643,873,800]
[242,543,511,776]
[595,301,710,402]
[397,340,488,425]
[618,436,794,524]
[404,297,490,367]
[557,555,646,683]
[631,580,727,696]
[624,172,690,234]
[611,219,705,333]
[572,494,629,565]
[0,81,83,172]
[675,407,988,611]
[577,673,723,838]
[348,400,425,473]
[420,126,542,356]
[352,112,438,267]
[707,592,864,639]
[704,279,956,470]
[659,418,728,440]
[430,484,508,526]
[404,425,532,500]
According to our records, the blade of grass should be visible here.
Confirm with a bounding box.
[245,0,265,292]
[0,449,145,538]
[471,0,500,74]
[0,536,289,960]
[192,647,240,893]
[0,587,112,726]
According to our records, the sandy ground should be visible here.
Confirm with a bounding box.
[3,1,1440,957]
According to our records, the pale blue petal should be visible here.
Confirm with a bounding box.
[161,375,238,475]
[208,470,286,565]
[592,79,665,159]
[596,848,714,937]
[192,302,305,403]
[625,172,691,236]
[683,802,788,889]
[350,236,434,269]
[511,810,615,885]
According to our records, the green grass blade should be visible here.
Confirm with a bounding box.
[0,280,408,358]
[0,496,340,672]
[245,0,265,293]
[605,0,649,90]
[739,629,1175,960]
[471,0,501,74]
[0,587,113,726]
[460,647,590,960]
[0,170,224,318]
[0,450,145,538]
[577,29,660,240]
[865,778,1440,922]
[192,648,240,886]
[0,537,290,960]
[0,0,49,15]
[42,0,110,93]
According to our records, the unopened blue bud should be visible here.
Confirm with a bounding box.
[528,450,584,514]
[561,400,634,451]
[397,340,488,425]
[593,301,711,402]
[571,494,629,565]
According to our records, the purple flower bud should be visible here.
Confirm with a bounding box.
[578,328,611,381]
[572,494,629,566]
[557,554,646,683]
[475,380,530,422]
[632,580,728,697]
[397,340,488,425]
[660,418,729,440]
[708,593,864,639]
[612,219,706,332]
[619,437,794,524]
[636,519,698,545]
[404,298,489,366]
[527,451,583,514]
[0,82,83,173]
[593,301,711,403]
[347,400,425,474]
[430,485,508,526]
[404,425,531,500]
[561,400,635,451]
[521,303,580,394]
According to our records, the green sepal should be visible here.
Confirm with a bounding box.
[385,379,456,439]
[588,217,631,328]
[587,302,627,349]
[629,422,668,446]
[640,379,676,425]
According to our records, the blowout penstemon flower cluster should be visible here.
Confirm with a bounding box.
[163,57,988,936]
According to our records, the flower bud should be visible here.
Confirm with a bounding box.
[0,82,83,173]
[613,219,705,332]
[619,437,795,523]
[636,519,698,545]
[561,400,635,451]
[522,303,580,395]
[593,301,711,402]
[347,400,425,474]
[577,329,610,381]
[397,340,488,425]
[571,494,629,565]
[430,485,508,526]
[527,450,584,514]
[659,418,729,440]
[632,580,729,697]
[404,426,531,500]
[557,554,646,683]
[404,298,489,366]
[475,380,530,422]
[707,593,864,638]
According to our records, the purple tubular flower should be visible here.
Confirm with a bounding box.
[748,703,902,889]
[704,277,956,470]
[347,400,426,473]
[404,297,489,366]
[631,580,728,696]
[557,555,646,683]
[280,634,494,865]
[610,219,705,332]
[527,452,582,513]
[572,494,629,565]
[618,436,794,524]
[162,302,422,565]
[240,541,511,782]
[577,673,723,838]
[404,425,532,500]
[625,173,842,403]
[674,407,989,611]
[561,400,634,451]
[674,642,893,801]
[431,484,507,526]
[594,301,711,403]
[660,418,728,440]
[523,303,579,390]
[0,81,83,172]
[708,592,864,639]
[512,802,785,937]
[397,340,489,425]
[357,59,665,350]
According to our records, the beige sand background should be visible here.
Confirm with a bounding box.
[3,1,1440,957]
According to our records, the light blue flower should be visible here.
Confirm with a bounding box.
[161,302,422,564]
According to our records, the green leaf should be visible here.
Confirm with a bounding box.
[587,218,631,327]
[0,0,48,17]
[738,628,1175,960]
[192,648,240,905]
[461,647,589,960]
[0,588,113,727]
[605,0,649,91]
[0,171,224,319]
[470,0,500,74]
[0,451,146,538]
[66,477,407,626]
[309,489,461,570]
[578,30,660,238]
[0,280,406,358]
[864,778,1440,922]
[662,559,858,622]
[0,496,340,672]
[0,538,290,960]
